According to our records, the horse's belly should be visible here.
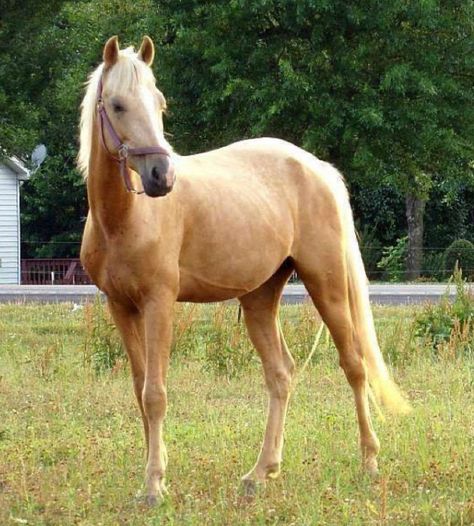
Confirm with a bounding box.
[177,267,274,302]
[177,239,290,302]
[177,275,249,302]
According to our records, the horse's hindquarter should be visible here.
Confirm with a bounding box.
[175,139,320,302]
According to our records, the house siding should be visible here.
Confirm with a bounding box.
[0,163,20,284]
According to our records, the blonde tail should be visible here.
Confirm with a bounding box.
[345,211,411,415]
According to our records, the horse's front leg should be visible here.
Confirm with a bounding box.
[142,288,175,506]
[107,300,149,453]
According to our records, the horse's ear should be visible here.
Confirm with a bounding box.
[103,36,120,68]
[138,35,155,66]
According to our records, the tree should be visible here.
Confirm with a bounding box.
[157,0,474,278]
[0,0,157,256]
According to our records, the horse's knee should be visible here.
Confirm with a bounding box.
[266,367,292,400]
[142,383,167,418]
[339,353,366,387]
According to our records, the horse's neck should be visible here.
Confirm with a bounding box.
[87,127,135,235]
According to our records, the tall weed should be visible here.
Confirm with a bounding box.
[376,310,418,366]
[172,303,256,377]
[172,303,200,357]
[377,236,408,282]
[280,303,330,365]
[414,268,473,355]
[83,296,124,374]
[200,304,255,378]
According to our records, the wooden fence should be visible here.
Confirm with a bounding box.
[20,258,297,285]
[21,259,92,285]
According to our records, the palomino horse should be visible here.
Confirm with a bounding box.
[79,36,410,505]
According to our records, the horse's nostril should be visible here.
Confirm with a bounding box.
[151,166,160,180]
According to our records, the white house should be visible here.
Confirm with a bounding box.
[0,157,30,284]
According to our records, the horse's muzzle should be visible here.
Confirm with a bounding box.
[140,155,175,198]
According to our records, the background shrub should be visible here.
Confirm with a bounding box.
[443,239,474,280]
[420,251,445,281]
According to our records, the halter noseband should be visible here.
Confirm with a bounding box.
[96,76,170,194]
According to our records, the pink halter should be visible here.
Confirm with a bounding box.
[96,76,170,194]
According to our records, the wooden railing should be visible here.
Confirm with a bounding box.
[21,259,92,285]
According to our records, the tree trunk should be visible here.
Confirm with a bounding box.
[405,194,426,281]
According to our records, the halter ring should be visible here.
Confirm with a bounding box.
[118,144,129,160]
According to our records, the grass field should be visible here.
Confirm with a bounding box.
[0,301,473,525]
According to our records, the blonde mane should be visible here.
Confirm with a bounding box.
[77,47,158,178]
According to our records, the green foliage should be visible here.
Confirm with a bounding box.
[0,0,156,257]
[83,296,124,374]
[280,304,333,364]
[201,327,254,379]
[424,185,474,251]
[377,236,408,282]
[172,304,256,377]
[159,0,474,183]
[356,222,383,279]
[414,268,474,352]
[443,239,474,280]
[172,304,201,357]
[421,251,445,282]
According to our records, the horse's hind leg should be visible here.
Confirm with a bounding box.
[294,252,380,475]
[107,300,149,454]
[239,262,295,494]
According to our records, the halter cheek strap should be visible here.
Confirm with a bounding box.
[96,76,171,194]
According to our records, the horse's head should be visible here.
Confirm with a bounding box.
[99,36,174,197]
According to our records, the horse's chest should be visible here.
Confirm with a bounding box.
[82,232,158,305]
[100,248,154,302]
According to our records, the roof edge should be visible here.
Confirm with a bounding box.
[2,156,31,180]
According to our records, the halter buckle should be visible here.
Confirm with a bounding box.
[118,144,129,160]
[97,97,104,111]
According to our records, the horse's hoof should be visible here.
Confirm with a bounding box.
[134,490,163,507]
[145,494,160,507]
[364,459,379,480]
[240,477,261,498]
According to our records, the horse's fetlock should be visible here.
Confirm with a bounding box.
[147,467,165,481]
[266,462,281,477]
[361,437,380,457]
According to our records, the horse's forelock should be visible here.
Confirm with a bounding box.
[107,47,156,93]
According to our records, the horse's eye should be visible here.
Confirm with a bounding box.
[113,102,125,113]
